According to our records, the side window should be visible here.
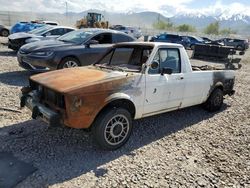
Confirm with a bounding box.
[148,48,181,74]
[158,35,166,40]
[92,33,112,44]
[49,29,62,35]
[114,34,134,43]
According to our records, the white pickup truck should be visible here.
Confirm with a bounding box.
[20,42,235,149]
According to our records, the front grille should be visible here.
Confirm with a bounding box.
[29,80,65,109]
[42,87,65,109]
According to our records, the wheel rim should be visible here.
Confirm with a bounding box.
[2,30,8,37]
[63,61,78,68]
[104,114,130,146]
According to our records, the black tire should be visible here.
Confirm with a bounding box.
[58,57,80,69]
[92,107,133,150]
[203,88,224,112]
[236,45,244,51]
[1,29,9,37]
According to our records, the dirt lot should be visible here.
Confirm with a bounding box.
[0,36,249,188]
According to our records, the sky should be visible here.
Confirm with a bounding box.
[0,0,250,17]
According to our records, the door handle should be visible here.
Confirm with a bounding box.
[177,76,184,80]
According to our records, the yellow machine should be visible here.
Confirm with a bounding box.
[76,12,109,29]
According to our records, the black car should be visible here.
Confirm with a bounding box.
[216,38,249,51]
[8,25,75,51]
[17,29,135,72]
[0,25,10,37]
[150,33,188,48]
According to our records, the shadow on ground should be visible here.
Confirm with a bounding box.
[0,70,32,86]
[0,104,229,187]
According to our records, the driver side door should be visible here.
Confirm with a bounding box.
[143,48,186,116]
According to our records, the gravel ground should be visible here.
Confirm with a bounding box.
[0,36,249,188]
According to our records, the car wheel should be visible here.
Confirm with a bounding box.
[1,29,9,37]
[92,107,133,150]
[236,45,244,51]
[58,57,80,69]
[203,88,224,112]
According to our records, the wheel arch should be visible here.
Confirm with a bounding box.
[93,97,136,129]
[57,55,81,69]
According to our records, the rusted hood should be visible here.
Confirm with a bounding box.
[30,66,132,93]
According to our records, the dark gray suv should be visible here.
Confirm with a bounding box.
[17,29,135,72]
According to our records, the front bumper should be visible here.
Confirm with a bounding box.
[20,93,61,127]
[17,52,58,72]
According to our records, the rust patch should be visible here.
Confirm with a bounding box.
[30,67,107,93]
[63,76,135,129]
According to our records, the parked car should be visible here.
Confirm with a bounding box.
[111,25,142,39]
[10,22,44,34]
[20,42,236,150]
[201,37,212,43]
[8,25,75,51]
[150,33,188,48]
[182,36,204,50]
[0,25,10,37]
[216,38,249,51]
[17,29,135,72]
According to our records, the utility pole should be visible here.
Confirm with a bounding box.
[65,1,68,17]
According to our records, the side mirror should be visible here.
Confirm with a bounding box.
[161,67,173,75]
[150,60,159,70]
[85,40,99,48]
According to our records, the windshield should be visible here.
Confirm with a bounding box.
[193,36,204,42]
[57,30,94,44]
[95,47,153,72]
[28,25,52,35]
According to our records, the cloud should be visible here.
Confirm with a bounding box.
[0,0,250,17]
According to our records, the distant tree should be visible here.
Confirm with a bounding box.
[220,28,237,35]
[177,24,196,32]
[204,21,220,35]
[153,18,174,30]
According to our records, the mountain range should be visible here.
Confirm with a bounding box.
[0,9,249,35]
[62,10,250,35]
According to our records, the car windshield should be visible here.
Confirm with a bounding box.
[193,36,204,42]
[95,46,153,72]
[28,25,52,35]
[57,30,95,44]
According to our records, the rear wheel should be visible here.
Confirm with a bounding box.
[203,88,224,112]
[1,29,9,37]
[58,57,80,69]
[92,108,133,150]
[236,45,244,51]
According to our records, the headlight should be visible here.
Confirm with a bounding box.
[30,51,54,57]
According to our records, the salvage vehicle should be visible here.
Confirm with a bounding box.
[0,25,10,37]
[182,36,205,50]
[20,42,235,150]
[17,29,135,72]
[111,25,142,39]
[10,20,59,34]
[8,26,75,51]
[215,38,249,51]
[150,34,189,49]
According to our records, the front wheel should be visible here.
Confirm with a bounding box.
[58,57,80,69]
[1,29,9,37]
[203,88,224,112]
[92,108,133,150]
